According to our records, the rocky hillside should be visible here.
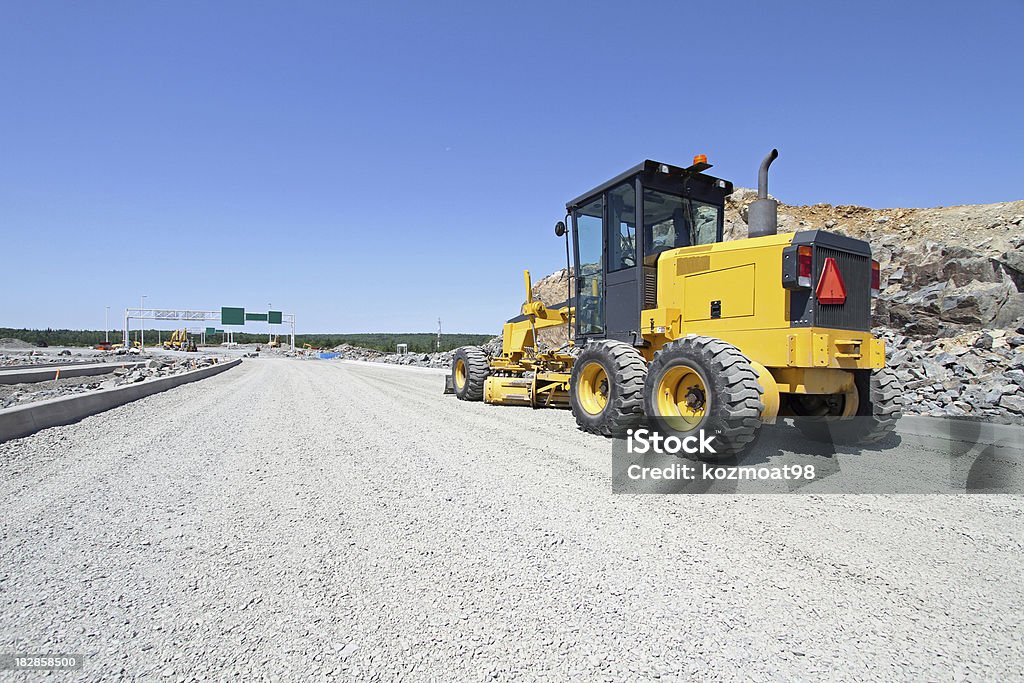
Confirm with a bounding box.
[725,189,1024,336]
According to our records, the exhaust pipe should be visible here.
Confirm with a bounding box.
[748,148,779,238]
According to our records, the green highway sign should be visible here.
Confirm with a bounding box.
[221,307,245,325]
[246,312,268,322]
[268,310,282,325]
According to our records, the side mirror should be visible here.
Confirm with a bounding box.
[554,221,567,237]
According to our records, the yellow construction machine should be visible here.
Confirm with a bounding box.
[449,150,902,455]
[450,270,577,409]
[163,329,197,352]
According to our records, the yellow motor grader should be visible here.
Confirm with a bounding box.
[449,150,902,454]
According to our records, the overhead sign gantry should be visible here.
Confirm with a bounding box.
[122,306,296,351]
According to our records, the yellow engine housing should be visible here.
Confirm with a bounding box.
[640,233,884,371]
[632,232,883,421]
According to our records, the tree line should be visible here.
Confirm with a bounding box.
[0,328,493,354]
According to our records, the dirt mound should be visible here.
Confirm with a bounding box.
[0,338,34,349]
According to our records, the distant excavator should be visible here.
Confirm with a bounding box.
[163,329,197,352]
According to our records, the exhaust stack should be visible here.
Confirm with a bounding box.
[748,148,779,238]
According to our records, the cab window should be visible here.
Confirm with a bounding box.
[690,200,720,246]
[643,188,722,253]
[574,197,604,336]
[608,183,636,271]
[643,188,686,253]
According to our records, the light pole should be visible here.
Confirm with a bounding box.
[268,302,273,344]
[105,306,110,343]
[140,296,147,350]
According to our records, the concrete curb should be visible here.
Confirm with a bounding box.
[0,359,110,371]
[0,361,147,385]
[0,359,242,443]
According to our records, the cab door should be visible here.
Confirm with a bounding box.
[604,181,640,343]
[572,196,605,339]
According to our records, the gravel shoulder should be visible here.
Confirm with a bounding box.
[0,359,1021,681]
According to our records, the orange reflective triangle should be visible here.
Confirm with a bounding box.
[816,257,847,304]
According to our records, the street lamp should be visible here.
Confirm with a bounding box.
[140,295,147,350]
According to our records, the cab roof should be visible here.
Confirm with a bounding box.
[565,159,734,213]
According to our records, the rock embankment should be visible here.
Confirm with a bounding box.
[327,338,503,370]
[0,357,224,409]
[877,327,1024,422]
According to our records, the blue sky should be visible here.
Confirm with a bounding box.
[1,1,1021,333]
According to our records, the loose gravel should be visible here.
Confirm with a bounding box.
[0,373,118,409]
[0,359,1021,681]
[0,357,225,410]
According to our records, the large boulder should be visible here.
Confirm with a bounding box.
[938,280,1014,325]
[998,247,1024,291]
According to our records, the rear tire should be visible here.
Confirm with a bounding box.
[451,346,489,401]
[643,336,763,458]
[569,339,647,436]
[793,368,903,445]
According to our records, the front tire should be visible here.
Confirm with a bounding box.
[643,336,763,458]
[451,346,489,401]
[569,339,647,436]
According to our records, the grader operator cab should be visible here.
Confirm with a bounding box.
[449,150,902,455]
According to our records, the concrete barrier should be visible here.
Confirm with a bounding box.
[0,361,147,385]
[0,359,109,371]
[0,359,242,443]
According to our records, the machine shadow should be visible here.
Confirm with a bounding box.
[736,419,904,467]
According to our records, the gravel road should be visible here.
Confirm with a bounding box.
[1,359,1021,681]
